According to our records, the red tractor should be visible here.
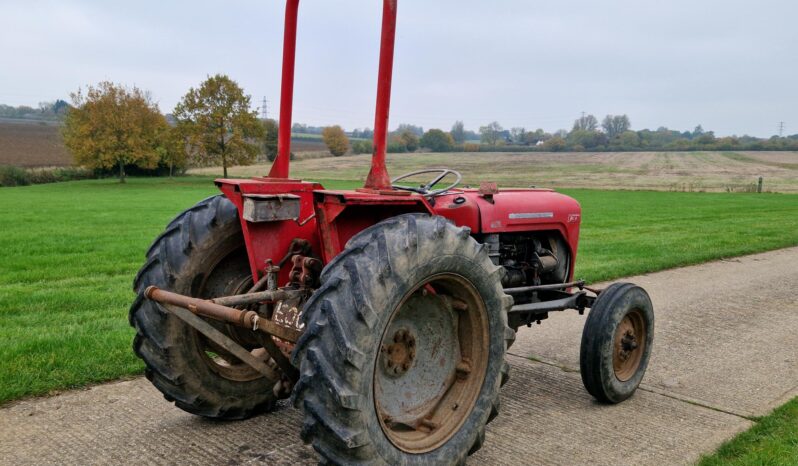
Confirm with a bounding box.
[130,1,654,464]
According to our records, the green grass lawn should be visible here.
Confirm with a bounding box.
[1,177,798,407]
[698,398,798,465]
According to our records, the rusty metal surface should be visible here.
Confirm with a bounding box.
[503,280,586,295]
[145,286,256,328]
[158,302,278,380]
[613,309,646,382]
[374,275,489,454]
[287,255,321,289]
[210,289,297,307]
[254,316,302,343]
[145,286,303,342]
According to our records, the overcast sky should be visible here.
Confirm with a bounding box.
[1,0,795,137]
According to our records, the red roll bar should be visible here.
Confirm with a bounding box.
[363,0,397,190]
[268,0,300,179]
[268,0,398,191]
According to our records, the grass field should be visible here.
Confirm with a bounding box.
[2,177,798,406]
[699,398,798,464]
[190,151,798,193]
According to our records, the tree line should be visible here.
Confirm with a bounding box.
[312,115,798,155]
[341,115,798,153]
[37,75,798,183]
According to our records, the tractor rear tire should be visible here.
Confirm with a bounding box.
[580,282,654,404]
[129,195,279,420]
[291,214,515,465]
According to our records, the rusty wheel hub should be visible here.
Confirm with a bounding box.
[382,328,417,377]
[613,309,647,382]
[374,274,489,454]
[198,275,268,382]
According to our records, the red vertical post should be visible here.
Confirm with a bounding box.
[269,0,300,179]
[364,0,398,190]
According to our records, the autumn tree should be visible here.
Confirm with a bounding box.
[62,81,165,182]
[322,125,350,156]
[157,125,188,177]
[420,129,454,152]
[173,74,264,177]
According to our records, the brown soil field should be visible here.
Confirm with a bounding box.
[190,150,798,192]
[0,119,328,169]
[0,119,72,167]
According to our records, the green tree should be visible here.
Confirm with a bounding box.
[568,129,607,149]
[510,127,527,145]
[396,123,424,136]
[572,114,598,132]
[692,125,705,138]
[450,120,466,143]
[420,129,454,152]
[62,81,165,183]
[524,129,547,145]
[398,130,419,152]
[601,115,631,139]
[351,139,373,154]
[616,131,640,150]
[262,119,279,161]
[173,74,264,178]
[322,125,350,156]
[541,136,566,152]
[479,121,503,146]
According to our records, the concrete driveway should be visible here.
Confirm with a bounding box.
[2,247,797,465]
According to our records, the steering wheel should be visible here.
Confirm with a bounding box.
[391,169,462,197]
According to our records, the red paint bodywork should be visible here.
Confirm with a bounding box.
[216,179,582,286]
[268,0,300,179]
[219,0,582,285]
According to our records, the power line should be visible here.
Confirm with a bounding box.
[778,121,785,137]
[261,97,269,120]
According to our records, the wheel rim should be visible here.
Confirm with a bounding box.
[613,308,647,382]
[374,274,489,453]
[194,250,270,382]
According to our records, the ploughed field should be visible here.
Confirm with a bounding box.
[191,150,798,193]
[1,177,797,404]
[0,119,71,167]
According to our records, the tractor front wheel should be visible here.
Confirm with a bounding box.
[129,195,280,419]
[292,214,515,465]
[580,282,654,403]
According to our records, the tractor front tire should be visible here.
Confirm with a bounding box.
[580,282,654,403]
[292,214,515,465]
[129,195,279,420]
